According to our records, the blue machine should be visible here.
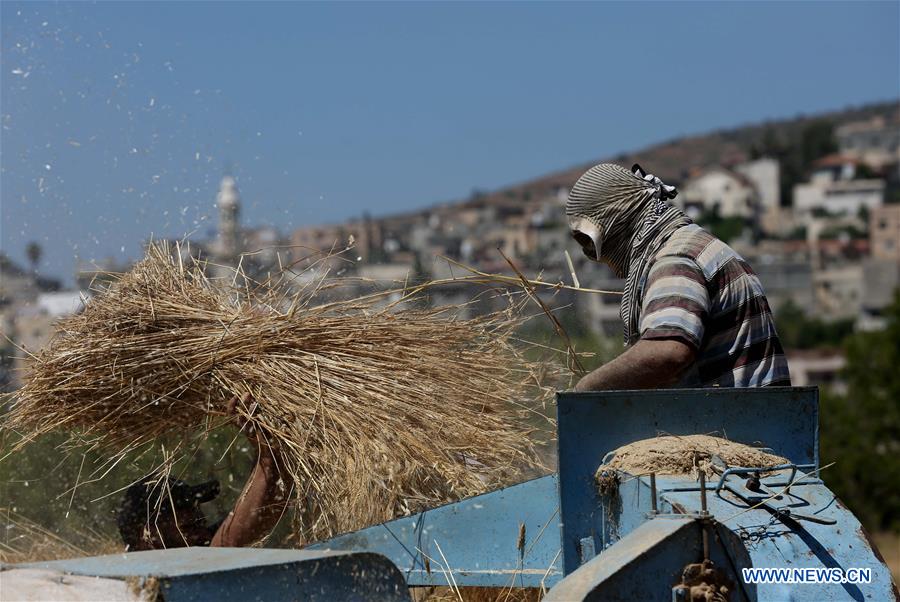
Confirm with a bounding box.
[7,387,898,601]
[311,387,897,600]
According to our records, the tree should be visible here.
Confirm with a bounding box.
[819,292,900,531]
[756,121,838,207]
[695,206,747,244]
[854,163,878,180]
[25,241,42,274]
[799,121,838,167]
[775,300,854,350]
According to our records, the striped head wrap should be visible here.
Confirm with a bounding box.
[566,163,691,345]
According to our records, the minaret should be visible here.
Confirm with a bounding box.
[216,175,240,259]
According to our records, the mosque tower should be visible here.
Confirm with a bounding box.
[216,175,241,259]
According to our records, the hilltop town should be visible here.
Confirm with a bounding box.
[2,100,898,393]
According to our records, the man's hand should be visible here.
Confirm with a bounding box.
[574,338,696,391]
[226,392,265,448]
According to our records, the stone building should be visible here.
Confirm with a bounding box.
[836,114,900,170]
[811,263,864,321]
[869,204,900,262]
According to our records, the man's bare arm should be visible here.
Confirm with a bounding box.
[211,446,287,547]
[574,339,695,391]
[211,394,289,547]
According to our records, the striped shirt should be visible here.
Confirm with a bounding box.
[638,224,791,387]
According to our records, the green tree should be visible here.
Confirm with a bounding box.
[820,292,900,531]
[799,121,838,167]
[854,163,878,180]
[695,207,747,244]
[775,300,854,350]
[756,120,837,206]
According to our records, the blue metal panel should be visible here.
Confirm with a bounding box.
[596,474,656,553]
[14,548,411,602]
[309,474,563,589]
[546,512,764,601]
[548,468,897,601]
[556,387,818,576]
[544,517,701,602]
[662,480,897,601]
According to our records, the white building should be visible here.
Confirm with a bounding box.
[679,167,758,219]
[792,156,884,218]
[736,157,786,235]
[736,158,781,212]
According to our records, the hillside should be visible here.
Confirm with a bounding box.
[458,99,898,210]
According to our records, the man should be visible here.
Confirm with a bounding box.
[117,394,288,549]
[567,163,790,390]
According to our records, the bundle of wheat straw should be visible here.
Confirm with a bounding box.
[5,243,552,542]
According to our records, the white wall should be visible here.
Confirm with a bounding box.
[681,170,755,218]
[793,179,884,216]
[736,158,780,210]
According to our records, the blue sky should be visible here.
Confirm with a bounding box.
[2,1,898,283]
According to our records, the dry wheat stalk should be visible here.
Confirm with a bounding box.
[3,243,554,543]
[0,507,120,563]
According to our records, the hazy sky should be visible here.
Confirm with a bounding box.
[2,1,898,284]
